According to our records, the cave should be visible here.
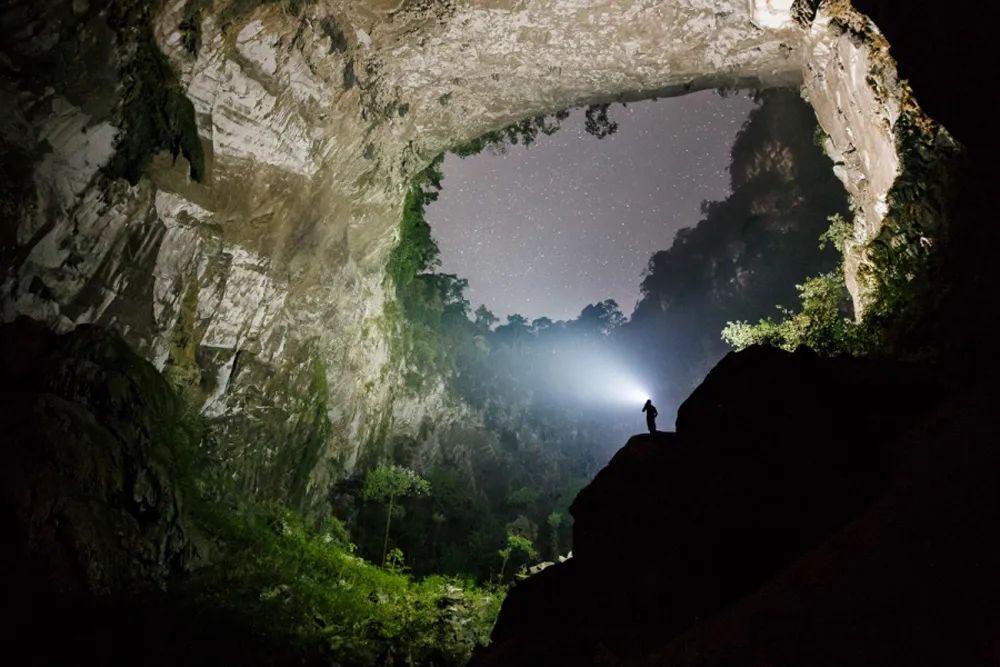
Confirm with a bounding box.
[1,1,998,665]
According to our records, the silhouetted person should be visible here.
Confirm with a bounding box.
[642,399,658,433]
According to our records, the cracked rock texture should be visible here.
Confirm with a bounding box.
[0,0,957,513]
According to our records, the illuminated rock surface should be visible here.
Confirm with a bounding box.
[2,2,997,663]
[0,0,961,513]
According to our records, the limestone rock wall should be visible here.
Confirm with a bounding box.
[801,0,960,311]
[0,0,955,513]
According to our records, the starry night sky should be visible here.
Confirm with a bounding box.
[425,90,758,321]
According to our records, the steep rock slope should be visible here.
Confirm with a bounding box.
[471,345,991,665]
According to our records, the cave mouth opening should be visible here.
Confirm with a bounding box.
[2,3,979,663]
[426,90,758,325]
[359,84,852,581]
[394,87,852,423]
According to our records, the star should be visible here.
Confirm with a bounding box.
[426,90,757,321]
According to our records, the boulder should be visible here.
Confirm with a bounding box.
[474,346,948,665]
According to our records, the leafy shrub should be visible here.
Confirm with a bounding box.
[186,504,504,666]
[497,531,538,581]
[721,216,869,356]
[722,271,865,355]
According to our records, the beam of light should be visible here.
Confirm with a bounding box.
[607,377,651,405]
[536,342,653,409]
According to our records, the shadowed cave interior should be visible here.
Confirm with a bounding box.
[2,1,999,666]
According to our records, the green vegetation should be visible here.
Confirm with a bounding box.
[369,154,613,580]
[386,159,447,293]
[855,110,960,356]
[165,403,502,665]
[583,103,619,139]
[721,271,865,355]
[363,465,431,565]
[546,512,564,560]
[164,278,203,393]
[105,1,204,184]
[179,0,207,54]
[497,531,537,581]
[383,157,473,387]
[722,98,962,361]
[722,166,954,360]
[453,111,570,156]
[453,104,619,157]
[185,503,502,666]
[722,215,869,355]
[369,115,654,579]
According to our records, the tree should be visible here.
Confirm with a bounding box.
[363,464,430,565]
[530,317,554,334]
[498,532,537,581]
[546,512,564,559]
[574,299,626,336]
[474,305,499,331]
[584,104,619,139]
[493,313,531,345]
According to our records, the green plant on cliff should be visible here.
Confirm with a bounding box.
[178,0,207,54]
[721,86,963,361]
[721,271,864,354]
[384,158,474,386]
[386,160,445,292]
[163,278,203,394]
[452,104,619,157]
[453,110,571,156]
[854,111,961,356]
[722,215,869,355]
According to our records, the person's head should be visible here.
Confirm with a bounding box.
[644,399,652,407]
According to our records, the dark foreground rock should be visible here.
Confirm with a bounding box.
[0,318,210,661]
[0,320,339,666]
[473,345,1000,665]
[0,318,197,599]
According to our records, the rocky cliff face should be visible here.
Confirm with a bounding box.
[0,0,959,512]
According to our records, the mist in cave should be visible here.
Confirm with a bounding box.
[320,87,852,587]
[414,88,850,452]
